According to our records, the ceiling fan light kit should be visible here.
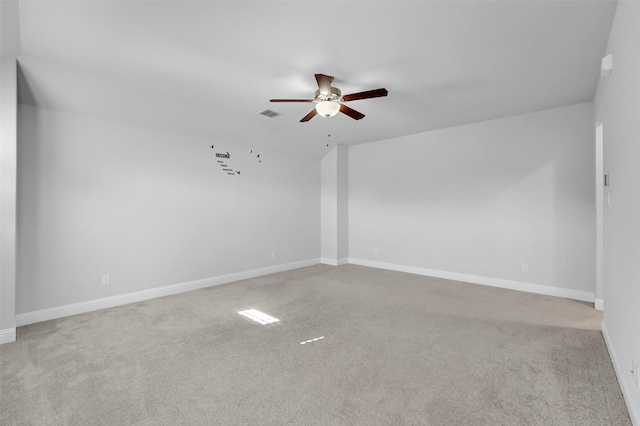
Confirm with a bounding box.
[270,74,388,122]
[316,101,341,117]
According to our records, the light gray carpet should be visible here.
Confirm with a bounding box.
[0,264,631,425]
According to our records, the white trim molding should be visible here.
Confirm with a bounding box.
[0,328,16,345]
[348,258,595,303]
[16,258,320,327]
[602,321,639,426]
[595,298,604,311]
[321,258,349,266]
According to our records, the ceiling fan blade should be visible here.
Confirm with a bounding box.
[342,88,388,102]
[300,108,318,122]
[270,99,315,103]
[339,104,365,120]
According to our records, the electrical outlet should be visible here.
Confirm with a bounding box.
[101,275,110,286]
[521,264,528,273]
[272,251,276,258]
[374,248,379,255]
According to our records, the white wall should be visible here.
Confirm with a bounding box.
[349,103,595,298]
[594,1,640,423]
[320,145,348,265]
[321,147,337,262]
[16,105,320,315]
[0,0,21,343]
[336,145,348,261]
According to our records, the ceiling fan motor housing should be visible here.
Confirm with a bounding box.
[314,87,342,103]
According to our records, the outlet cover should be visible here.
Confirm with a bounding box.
[521,264,529,273]
[101,275,110,286]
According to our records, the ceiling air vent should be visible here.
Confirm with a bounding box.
[259,109,281,118]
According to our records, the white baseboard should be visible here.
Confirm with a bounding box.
[348,258,595,303]
[602,320,639,426]
[16,258,320,327]
[321,257,349,266]
[595,298,604,311]
[0,328,16,345]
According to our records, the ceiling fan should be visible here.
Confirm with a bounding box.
[270,74,388,122]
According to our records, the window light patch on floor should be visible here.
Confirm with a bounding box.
[238,309,280,325]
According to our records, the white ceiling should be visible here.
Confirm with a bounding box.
[15,1,617,159]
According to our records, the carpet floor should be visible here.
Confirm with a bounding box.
[0,264,631,425]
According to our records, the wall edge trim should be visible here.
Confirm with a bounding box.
[347,258,595,303]
[0,328,16,345]
[602,320,639,426]
[15,258,320,327]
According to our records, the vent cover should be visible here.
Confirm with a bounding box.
[259,109,281,118]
